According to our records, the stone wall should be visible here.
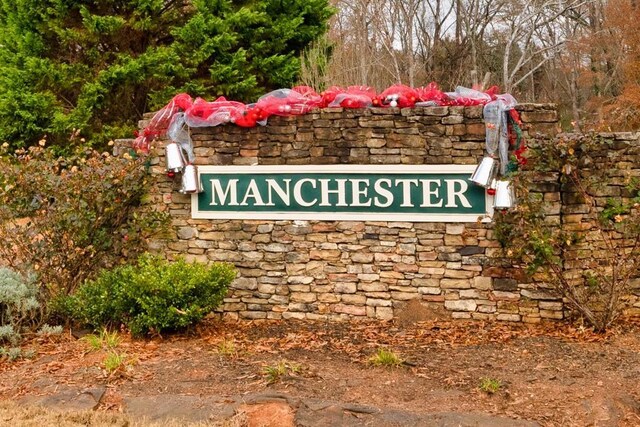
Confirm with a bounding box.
[136,103,601,323]
[559,132,640,317]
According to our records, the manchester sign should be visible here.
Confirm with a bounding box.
[192,165,492,222]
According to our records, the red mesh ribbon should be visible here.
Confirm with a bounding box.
[133,85,514,154]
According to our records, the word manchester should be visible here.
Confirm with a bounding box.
[192,165,491,222]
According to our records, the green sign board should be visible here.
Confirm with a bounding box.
[192,165,492,222]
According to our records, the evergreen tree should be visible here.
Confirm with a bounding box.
[0,0,333,148]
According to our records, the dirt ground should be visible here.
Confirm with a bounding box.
[1,318,640,426]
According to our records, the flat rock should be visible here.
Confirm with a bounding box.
[123,394,235,422]
[295,396,539,427]
[435,412,539,426]
[19,386,106,412]
[26,389,540,426]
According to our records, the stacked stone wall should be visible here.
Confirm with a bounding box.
[559,133,640,317]
[135,104,638,322]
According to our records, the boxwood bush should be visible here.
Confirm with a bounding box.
[65,255,235,336]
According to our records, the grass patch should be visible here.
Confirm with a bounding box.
[217,339,237,357]
[479,377,502,394]
[368,348,403,367]
[0,400,241,426]
[81,329,122,352]
[103,350,127,374]
[263,360,301,384]
[79,329,131,377]
[81,334,103,351]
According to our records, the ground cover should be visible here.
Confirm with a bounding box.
[1,318,639,426]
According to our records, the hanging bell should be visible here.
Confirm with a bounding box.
[385,94,399,107]
[179,164,203,194]
[493,179,515,210]
[470,156,498,188]
[165,142,185,173]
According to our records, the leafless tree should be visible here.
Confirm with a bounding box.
[300,0,604,109]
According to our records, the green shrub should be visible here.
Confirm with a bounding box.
[0,267,40,344]
[67,255,235,336]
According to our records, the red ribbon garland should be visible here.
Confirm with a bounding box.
[133,84,513,153]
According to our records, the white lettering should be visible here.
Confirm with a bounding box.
[419,179,443,207]
[210,179,239,206]
[293,178,317,207]
[445,179,472,208]
[319,179,347,206]
[266,179,291,206]
[350,179,371,207]
[240,180,265,206]
[373,179,393,207]
[395,179,419,207]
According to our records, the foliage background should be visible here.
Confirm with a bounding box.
[0,144,168,301]
[0,0,333,149]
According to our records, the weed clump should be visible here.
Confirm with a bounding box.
[368,348,403,367]
[479,377,502,394]
[263,361,301,384]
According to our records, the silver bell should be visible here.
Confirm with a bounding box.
[180,164,203,194]
[493,179,515,210]
[165,142,185,173]
[470,156,498,188]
